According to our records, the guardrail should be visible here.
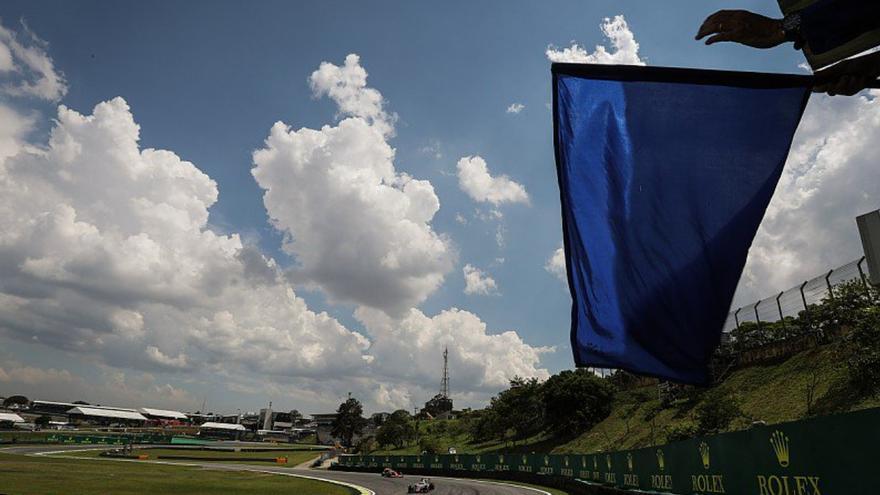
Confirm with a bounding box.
[337,406,878,495]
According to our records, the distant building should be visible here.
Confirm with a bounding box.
[0,412,25,427]
[313,413,339,445]
[67,406,147,426]
[139,408,189,423]
[199,421,246,440]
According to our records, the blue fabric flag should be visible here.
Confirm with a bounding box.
[553,64,811,385]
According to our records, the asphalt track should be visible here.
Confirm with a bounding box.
[1,444,550,495]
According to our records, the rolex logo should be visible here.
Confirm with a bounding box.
[522,455,528,465]
[499,455,505,464]
[564,456,570,467]
[699,442,710,470]
[454,455,459,463]
[606,454,612,470]
[434,455,439,463]
[544,455,549,466]
[593,456,598,470]
[627,453,633,472]
[770,430,790,467]
[385,456,389,462]
[581,456,587,468]
[475,455,481,463]
[400,457,405,462]
[656,449,665,471]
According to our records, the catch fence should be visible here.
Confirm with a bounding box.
[722,256,871,333]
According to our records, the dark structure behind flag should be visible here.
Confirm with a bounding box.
[552,64,812,385]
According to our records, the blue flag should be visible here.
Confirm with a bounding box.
[553,64,811,384]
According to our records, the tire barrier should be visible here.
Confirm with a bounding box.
[337,406,880,495]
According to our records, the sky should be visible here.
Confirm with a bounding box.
[0,0,877,416]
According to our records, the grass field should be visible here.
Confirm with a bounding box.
[64,447,321,467]
[0,452,353,495]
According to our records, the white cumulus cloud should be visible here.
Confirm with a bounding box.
[545,246,567,283]
[0,97,371,382]
[463,264,498,295]
[0,20,67,101]
[456,155,529,206]
[252,54,455,316]
[546,15,644,66]
[506,103,525,114]
[737,90,880,304]
[356,306,552,394]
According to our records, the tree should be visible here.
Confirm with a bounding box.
[694,389,741,435]
[331,396,367,447]
[841,305,880,395]
[289,409,303,425]
[35,416,51,429]
[375,409,416,449]
[2,395,29,409]
[489,377,545,442]
[543,369,614,437]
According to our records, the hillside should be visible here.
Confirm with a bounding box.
[371,342,880,456]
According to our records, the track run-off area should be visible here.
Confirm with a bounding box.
[0,444,552,495]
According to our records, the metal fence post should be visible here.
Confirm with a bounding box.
[857,256,872,300]
[754,300,762,331]
[800,280,812,329]
[824,269,835,300]
[734,307,742,330]
[776,291,786,330]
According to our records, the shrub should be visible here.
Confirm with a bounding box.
[543,369,614,437]
[665,423,699,442]
[841,306,880,395]
[694,389,741,435]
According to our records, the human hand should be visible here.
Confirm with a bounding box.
[696,10,785,49]
[813,52,880,96]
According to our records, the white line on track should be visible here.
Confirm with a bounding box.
[433,476,552,495]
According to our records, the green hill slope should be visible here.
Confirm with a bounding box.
[372,342,880,456]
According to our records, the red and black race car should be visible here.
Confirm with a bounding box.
[381,467,403,478]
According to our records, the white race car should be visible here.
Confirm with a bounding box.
[407,478,435,493]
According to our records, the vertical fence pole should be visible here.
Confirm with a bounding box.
[857,256,872,301]
[824,269,835,300]
[754,300,762,331]
[776,291,786,330]
[800,280,812,330]
[734,308,742,330]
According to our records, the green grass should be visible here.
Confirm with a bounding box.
[555,343,880,453]
[370,419,557,456]
[63,447,321,467]
[0,452,353,495]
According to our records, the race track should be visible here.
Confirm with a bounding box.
[1,444,550,495]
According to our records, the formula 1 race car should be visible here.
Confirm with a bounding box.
[407,478,435,493]
[381,468,403,478]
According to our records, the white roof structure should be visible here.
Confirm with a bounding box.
[68,407,147,421]
[34,400,138,412]
[200,422,246,431]
[139,408,188,420]
[0,412,24,422]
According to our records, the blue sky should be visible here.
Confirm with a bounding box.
[0,1,876,415]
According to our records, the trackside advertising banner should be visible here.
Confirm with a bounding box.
[338,406,879,495]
